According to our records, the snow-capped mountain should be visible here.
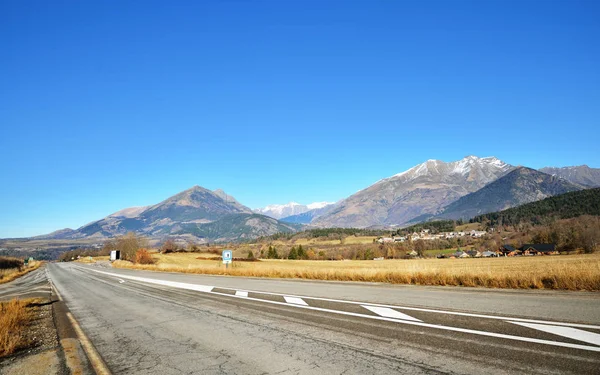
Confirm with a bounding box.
[314,156,514,228]
[255,202,335,219]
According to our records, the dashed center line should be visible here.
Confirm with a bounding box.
[362,305,422,322]
[284,296,308,306]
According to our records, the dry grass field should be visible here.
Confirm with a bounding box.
[0,261,42,285]
[112,251,600,291]
[0,298,34,357]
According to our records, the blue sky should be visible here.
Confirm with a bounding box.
[1,0,599,237]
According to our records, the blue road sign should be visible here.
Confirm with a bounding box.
[222,250,233,264]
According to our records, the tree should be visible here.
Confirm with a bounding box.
[413,240,426,257]
[288,246,298,260]
[297,245,306,259]
[115,232,148,261]
[267,246,279,259]
[247,250,255,260]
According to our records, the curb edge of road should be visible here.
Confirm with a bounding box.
[51,281,112,375]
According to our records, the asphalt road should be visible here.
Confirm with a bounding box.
[0,266,52,301]
[45,262,600,375]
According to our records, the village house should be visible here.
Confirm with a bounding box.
[470,230,487,238]
[481,250,498,257]
[520,244,558,255]
[500,244,521,256]
[376,237,394,244]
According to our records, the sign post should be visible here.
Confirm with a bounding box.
[222,250,232,269]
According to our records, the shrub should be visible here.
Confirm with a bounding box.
[161,239,178,254]
[0,257,23,270]
[134,249,155,265]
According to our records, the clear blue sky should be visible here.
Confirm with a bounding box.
[1,0,599,237]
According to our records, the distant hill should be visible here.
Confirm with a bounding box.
[175,213,300,243]
[313,156,514,228]
[540,165,600,188]
[470,187,600,227]
[436,167,582,220]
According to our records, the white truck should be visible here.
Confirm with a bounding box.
[110,250,121,261]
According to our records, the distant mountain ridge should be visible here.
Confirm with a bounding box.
[540,165,600,188]
[313,156,514,228]
[435,167,583,220]
[22,157,600,242]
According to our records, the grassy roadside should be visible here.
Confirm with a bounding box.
[0,261,42,285]
[112,252,600,291]
[0,298,35,357]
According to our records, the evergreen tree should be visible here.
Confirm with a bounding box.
[267,246,279,259]
[297,245,306,259]
[288,246,298,260]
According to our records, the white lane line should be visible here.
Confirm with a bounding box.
[509,322,600,346]
[76,266,600,329]
[81,268,214,293]
[284,296,308,306]
[362,305,422,322]
[235,291,248,297]
[79,267,600,352]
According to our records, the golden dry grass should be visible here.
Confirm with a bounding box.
[289,236,378,246]
[0,298,33,357]
[112,252,600,291]
[0,261,42,285]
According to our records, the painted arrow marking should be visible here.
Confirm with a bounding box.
[362,305,422,322]
[508,321,600,346]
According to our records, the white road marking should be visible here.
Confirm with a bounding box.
[235,291,248,297]
[83,266,599,330]
[79,267,600,352]
[509,321,600,346]
[284,296,308,306]
[81,268,214,293]
[362,305,422,321]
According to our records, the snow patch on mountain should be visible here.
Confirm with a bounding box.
[255,201,335,219]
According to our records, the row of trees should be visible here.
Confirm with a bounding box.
[529,216,600,253]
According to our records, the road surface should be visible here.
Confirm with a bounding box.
[43,262,600,374]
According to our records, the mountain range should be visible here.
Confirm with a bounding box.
[26,156,599,243]
[313,156,514,227]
